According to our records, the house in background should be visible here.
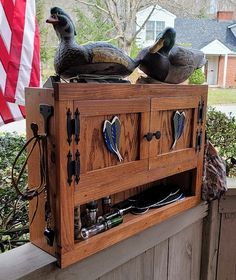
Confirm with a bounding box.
[136,7,236,87]
[136,5,176,48]
[176,11,236,87]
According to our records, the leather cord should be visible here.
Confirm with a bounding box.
[11,134,47,224]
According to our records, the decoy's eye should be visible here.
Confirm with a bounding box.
[51,14,57,19]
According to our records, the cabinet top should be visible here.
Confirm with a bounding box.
[26,83,208,101]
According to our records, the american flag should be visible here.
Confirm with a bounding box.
[0,0,40,126]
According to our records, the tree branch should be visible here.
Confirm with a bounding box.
[75,0,109,14]
[82,34,123,45]
[132,4,157,42]
[104,0,123,37]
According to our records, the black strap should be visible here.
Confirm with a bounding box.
[11,135,46,201]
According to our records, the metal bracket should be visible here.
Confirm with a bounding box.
[197,101,204,124]
[67,108,80,145]
[43,75,61,88]
[67,150,80,186]
[195,129,203,151]
[39,104,54,135]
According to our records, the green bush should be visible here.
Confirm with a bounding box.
[206,108,236,177]
[0,133,29,252]
[189,69,205,85]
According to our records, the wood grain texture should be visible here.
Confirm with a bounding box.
[75,98,150,116]
[81,113,141,172]
[74,159,149,205]
[151,96,199,111]
[153,240,168,280]
[219,196,236,213]
[98,247,155,280]
[201,200,221,280]
[217,200,236,280]
[149,148,197,170]
[150,96,198,156]
[25,88,56,257]
[168,220,203,280]
[55,101,75,258]
[51,83,208,101]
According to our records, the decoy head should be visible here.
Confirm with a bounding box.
[149,27,176,54]
[46,7,77,40]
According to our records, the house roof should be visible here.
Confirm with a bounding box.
[174,18,236,53]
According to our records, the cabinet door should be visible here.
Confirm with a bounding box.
[148,96,201,177]
[74,98,150,205]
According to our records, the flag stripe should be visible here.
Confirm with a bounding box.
[0,2,12,52]
[0,89,14,123]
[0,35,10,71]
[14,0,36,105]
[7,101,23,121]
[0,60,7,93]
[19,105,26,117]
[0,0,40,126]
[4,0,27,102]
[1,0,15,26]
[29,18,40,87]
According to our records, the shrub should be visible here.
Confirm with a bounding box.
[206,108,236,177]
[189,69,205,85]
[0,133,29,252]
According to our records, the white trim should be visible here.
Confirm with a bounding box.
[223,54,228,88]
[201,39,232,55]
[137,5,176,19]
[228,23,236,28]
[229,25,236,38]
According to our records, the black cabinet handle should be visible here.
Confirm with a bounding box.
[144,132,154,142]
[67,109,73,145]
[154,131,161,139]
[144,131,161,141]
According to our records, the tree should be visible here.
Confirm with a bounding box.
[75,0,159,54]
[74,0,116,44]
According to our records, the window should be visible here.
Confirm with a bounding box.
[145,21,165,40]
[146,21,155,40]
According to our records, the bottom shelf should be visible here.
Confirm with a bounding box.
[60,195,201,268]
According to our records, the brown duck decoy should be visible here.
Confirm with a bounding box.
[46,7,138,80]
[136,27,206,84]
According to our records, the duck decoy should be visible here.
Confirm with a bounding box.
[46,7,138,81]
[136,27,206,84]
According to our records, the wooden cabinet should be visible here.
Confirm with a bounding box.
[25,83,207,268]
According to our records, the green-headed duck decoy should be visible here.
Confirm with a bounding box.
[136,27,206,84]
[46,7,138,80]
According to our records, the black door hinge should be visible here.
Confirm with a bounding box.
[67,150,80,185]
[197,101,204,124]
[67,108,80,145]
[195,129,203,152]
